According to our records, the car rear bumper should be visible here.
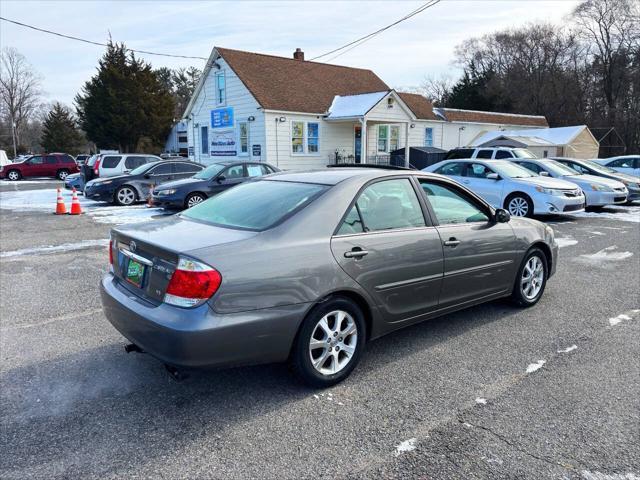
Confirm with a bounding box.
[100,273,309,368]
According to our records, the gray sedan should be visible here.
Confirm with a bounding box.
[101,168,558,387]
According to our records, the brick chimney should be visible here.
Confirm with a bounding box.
[293,48,304,61]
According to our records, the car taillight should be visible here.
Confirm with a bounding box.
[109,239,114,268]
[94,158,101,174]
[164,257,222,308]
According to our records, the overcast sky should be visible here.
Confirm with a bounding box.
[1,0,581,107]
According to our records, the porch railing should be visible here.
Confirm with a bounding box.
[328,149,405,167]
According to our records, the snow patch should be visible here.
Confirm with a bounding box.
[395,438,417,456]
[590,231,605,235]
[579,246,633,263]
[574,205,640,223]
[609,314,632,326]
[526,360,545,373]
[1,239,108,258]
[557,345,578,353]
[556,237,578,248]
[581,470,640,480]
[475,397,487,405]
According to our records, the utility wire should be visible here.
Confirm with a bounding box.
[0,16,208,60]
[309,0,441,62]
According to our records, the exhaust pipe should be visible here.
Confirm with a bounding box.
[124,343,144,354]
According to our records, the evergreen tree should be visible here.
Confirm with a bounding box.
[41,103,83,154]
[75,42,175,153]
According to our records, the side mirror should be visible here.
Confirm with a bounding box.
[495,208,511,223]
[540,171,550,177]
[487,173,500,180]
[144,173,151,179]
[216,174,226,183]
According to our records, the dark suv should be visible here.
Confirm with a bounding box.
[0,153,79,180]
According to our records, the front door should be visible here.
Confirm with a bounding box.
[417,178,517,308]
[330,177,443,324]
[208,164,246,196]
[354,126,362,163]
[462,162,504,208]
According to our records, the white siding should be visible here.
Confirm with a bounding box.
[409,121,445,149]
[186,57,265,165]
[442,122,543,151]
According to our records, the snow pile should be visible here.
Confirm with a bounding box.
[1,239,108,258]
[556,237,578,248]
[525,360,546,373]
[395,438,417,456]
[580,246,633,262]
[574,204,640,223]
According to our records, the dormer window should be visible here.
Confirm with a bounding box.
[215,71,226,105]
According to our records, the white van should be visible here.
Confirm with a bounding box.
[95,154,162,177]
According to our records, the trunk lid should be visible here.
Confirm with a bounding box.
[111,216,256,304]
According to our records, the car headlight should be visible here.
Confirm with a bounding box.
[590,184,613,192]
[97,180,113,185]
[535,186,565,195]
[623,181,639,190]
[155,189,176,195]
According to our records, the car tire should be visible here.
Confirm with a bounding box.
[510,247,548,307]
[114,185,137,206]
[6,170,21,181]
[505,193,534,218]
[290,296,366,388]
[185,192,206,209]
[56,169,70,180]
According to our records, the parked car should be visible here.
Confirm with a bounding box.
[444,147,537,160]
[0,149,11,168]
[82,154,101,183]
[152,161,280,209]
[101,168,558,386]
[85,159,205,205]
[551,157,640,203]
[424,159,585,217]
[64,172,85,192]
[97,154,162,178]
[509,158,628,207]
[0,153,79,180]
[75,154,90,166]
[593,155,640,177]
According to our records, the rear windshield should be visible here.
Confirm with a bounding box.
[182,180,328,231]
[445,149,474,160]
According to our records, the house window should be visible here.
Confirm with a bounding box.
[201,126,209,156]
[215,71,226,105]
[292,121,304,153]
[425,128,434,147]
[178,135,188,143]
[378,125,388,152]
[307,123,319,153]
[239,122,249,155]
[390,126,400,151]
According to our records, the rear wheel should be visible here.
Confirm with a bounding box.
[56,169,70,180]
[505,193,533,218]
[291,297,366,388]
[114,185,137,206]
[6,170,20,181]
[185,192,206,209]
[511,248,548,307]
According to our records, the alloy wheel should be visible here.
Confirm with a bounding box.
[117,187,136,205]
[521,255,544,300]
[187,194,205,208]
[309,310,358,376]
[8,171,19,181]
[58,171,69,180]
[508,197,529,216]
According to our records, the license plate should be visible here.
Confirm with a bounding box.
[126,259,145,287]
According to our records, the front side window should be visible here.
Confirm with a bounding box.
[28,156,43,165]
[390,126,400,151]
[148,164,171,175]
[46,156,57,164]
[352,179,425,232]
[425,128,433,147]
[224,164,244,179]
[435,162,465,176]
[201,126,209,156]
[215,72,226,104]
[420,180,489,225]
[467,163,495,179]
[292,122,304,154]
[307,123,319,153]
[239,122,249,155]
[610,158,634,168]
[378,125,389,152]
[182,180,327,231]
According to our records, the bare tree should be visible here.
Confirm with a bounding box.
[419,74,455,106]
[0,47,43,156]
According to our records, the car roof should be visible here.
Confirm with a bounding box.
[266,168,438,186]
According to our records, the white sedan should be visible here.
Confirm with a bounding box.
[424,159,585,217]
[509,158,628,207]
[593,156,640,177]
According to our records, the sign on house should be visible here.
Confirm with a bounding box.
[211,107,234,129]
[210,107,236,156]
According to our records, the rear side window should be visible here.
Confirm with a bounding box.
[435,162,465,176]
[246,164,271,177]
[148,164,172,175]
[494,150,513,159]
[445,149,474,160]
[476,150,493,159]
[224,165,245,179]
[609,158,634,168]
[46,156,57,164]
[347,179,425,232]
[173,163,202,173]
[101,156,122,168]
[62,155,76,164]
[125,156,147,169]
[182,180,327,231]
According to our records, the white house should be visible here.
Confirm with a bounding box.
[183,47,550,169]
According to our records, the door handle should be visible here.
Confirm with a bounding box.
[462,180,470,184]
[344,248,369,259]
[443,238,460,247]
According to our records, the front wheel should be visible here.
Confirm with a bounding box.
[114,185,137,206]
[6,170,21,181]
[511,248,548,307]
[290,297,366,388]
[185,192,206,209]
[505,194,534,218]
[57,169,70,180]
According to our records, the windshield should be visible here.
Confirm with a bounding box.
[182,180,328,231]
[540,160,581,176]
[490,161,536,178]
[129,161,158,176]
[581,159,618,174]
[194,163,226,180]
[513,148,537,159]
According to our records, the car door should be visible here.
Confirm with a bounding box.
[417,178,517,308]
[207,164,246,196]
[23,156,45,177]
[140,163,173,197]
[173,162,203,180]
[44,155,59,176]
[330,177,444,324]
[462,162,503,207]
[434,161,466,184]
[609,158,638,176]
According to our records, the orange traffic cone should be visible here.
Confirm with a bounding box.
[55,188,67,215]
[70,188,82,215]
[147,183,154,207]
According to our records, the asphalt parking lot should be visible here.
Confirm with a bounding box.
[1,180,638,480]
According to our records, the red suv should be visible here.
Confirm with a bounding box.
[0,153,79,181]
